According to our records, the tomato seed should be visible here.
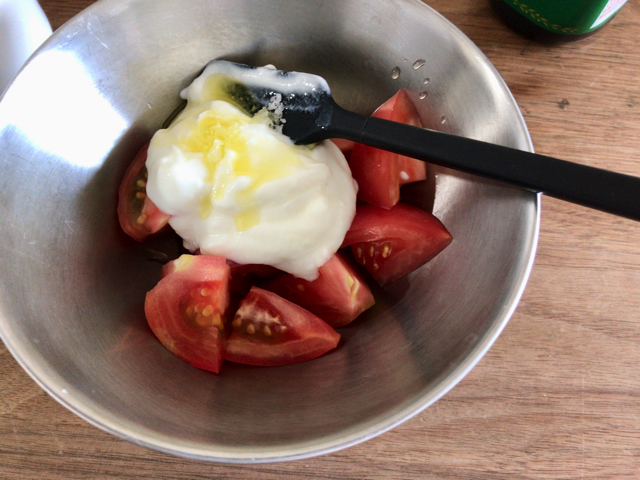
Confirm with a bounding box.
[346,274,357,296]
[194,315,210,328]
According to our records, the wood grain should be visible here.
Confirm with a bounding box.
[2,1,640,478]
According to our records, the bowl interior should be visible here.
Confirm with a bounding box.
[0,0,537,462]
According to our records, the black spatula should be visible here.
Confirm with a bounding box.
[193,60,640,222]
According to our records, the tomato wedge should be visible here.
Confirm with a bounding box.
[145,254,230,373]
[117,141,171,241]
[226,261,283,318]
[348,90,427,209]
[342,203,452,286]
[264,253,374,327]
[227,261,282,298]
[224,287,340,366]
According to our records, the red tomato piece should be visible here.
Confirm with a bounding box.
[224,287,340,367]
[145,254,230,373]
[226,261,283,318]
[348,90,427,209]
[117,141,171,241]
[264,253,374,328]
[398,154,428,186]
[227,261,282,298]
[341,203,452,286]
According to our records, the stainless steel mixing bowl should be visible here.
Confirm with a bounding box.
[0,0,538,462]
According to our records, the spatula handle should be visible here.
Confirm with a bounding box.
[328,103,640,222]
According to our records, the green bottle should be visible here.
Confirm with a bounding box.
[491,0,628,43]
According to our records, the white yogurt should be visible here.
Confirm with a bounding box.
[145,66,357,280]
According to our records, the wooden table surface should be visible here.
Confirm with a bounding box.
[2,1,640,478]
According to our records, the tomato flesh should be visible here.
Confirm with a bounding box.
[224,287,340,366]
[145,254,230,372]
[348,90,427,209]
[264,253,374,327]
[226,261,282,319]
[342,203,452,286]
[117,142,171,241]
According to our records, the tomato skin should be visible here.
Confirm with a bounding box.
[342,203,452,286]
[145,254,230,373]
[264,253,374,327]
[349,142,399,208]
[398,154,428,186]
[349,90,427,209]
[224,287,340,367]
[117,142,171,242]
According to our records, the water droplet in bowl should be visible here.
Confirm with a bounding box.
[419,91,428,99]
[423,77,431,85]
[412,59,426,69]
[391,66,401,79]
[440,116,447,124]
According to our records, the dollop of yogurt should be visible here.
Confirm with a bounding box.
[145,68,357,281]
